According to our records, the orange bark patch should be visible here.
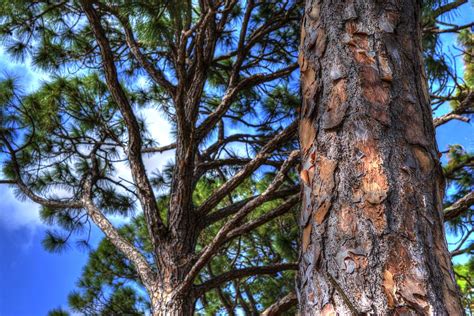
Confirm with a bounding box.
[307,2,320,21]
[313,156,337,225]
[323,79,348,129]
[398,276,429,312]
[359,65,391,125]
[361,66,390,105]
[352,252,368,270]
[302,222,312,252]
[362,204,386,232]
[300,63,319,118]
[299,118,316,155]
[321,303,336,316]
[314,200,331,224]
[300,169,310,186]
[384,238,433,313]
[360,143,388,205]
[357,138,389,232]
[383,269,396,308]
[345,22,372,64]
[378,52,393,82]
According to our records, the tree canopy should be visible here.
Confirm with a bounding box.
[0,0,472,314]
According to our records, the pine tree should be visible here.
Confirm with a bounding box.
[0,1,302,314]
[0,0,472,314]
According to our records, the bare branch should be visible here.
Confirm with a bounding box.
[196,64,298,142]
[196,121,297,214]
[82,179,158,294]
[261,292,297,316]
[194,263,297,297]
[432,0,467,18]
[434,91,473,127]
[434,113,470,127]
[225,194,299,241]
[142,143,177,154]
[444,191,474,222]
[0,179,16,184]
[427,21,474,34]
[201,186,299,227]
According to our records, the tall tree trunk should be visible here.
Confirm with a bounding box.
[150,293,195,316]
[297,0,463,314]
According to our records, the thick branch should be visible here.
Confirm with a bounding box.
[434,91,474,128]
[82,180,157,294]
[196,121,297,215]
[225,194,299,241]
[432,0,467,18]
[202,186,299,227]
[194,263,297,297]
[428,21,474,34]
[444,191,474,222]
[196,65,297,142]
[142,143,177,154]
[261,292,297,316]
[80,1,166,247]
[178,150,299,295]
[433,113,470,127]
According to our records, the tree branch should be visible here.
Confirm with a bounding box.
[178,150,299,295]
[194,263,297,297]
[117,15,177,96]
[196,121,297,215]
[196,64,297,142]
[433,113,470,127]
[1,135,82,209]
[444,191,474,222]
[261,292,297,316]
[432,0,467,18]
[201,186,299,227]
[224,194,299,242]
[82,179,158,294]
[80,0,166,250]
[142,143,177,154]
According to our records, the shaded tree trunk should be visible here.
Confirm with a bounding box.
[297,0,463,314]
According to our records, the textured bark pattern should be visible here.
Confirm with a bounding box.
[297,0,463,314]
[150,294,195,316]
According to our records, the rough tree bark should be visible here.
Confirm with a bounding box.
[297,0,464,314]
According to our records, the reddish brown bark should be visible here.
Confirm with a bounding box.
[297,0,463,314]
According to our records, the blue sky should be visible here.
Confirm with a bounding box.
[0,4,473,316]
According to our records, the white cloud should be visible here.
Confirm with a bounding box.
[0,186,43,230]
[140,107,175,172]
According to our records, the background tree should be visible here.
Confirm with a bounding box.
[44,182,299,316]
[297,0,472,314]
[0,0,302,314]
